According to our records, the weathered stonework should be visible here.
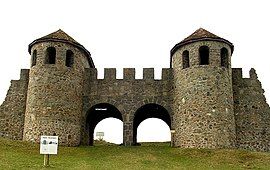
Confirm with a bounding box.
[233,68,270,151]
[0,28,269,151]
[0,69,29,140]
[172,41,236,149]
[81,68,173,146]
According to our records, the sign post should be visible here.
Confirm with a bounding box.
[40,136,58,167]
[44,154,49,167]
[96,132,104,140]
[170,129,175,147]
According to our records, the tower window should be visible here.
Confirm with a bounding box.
[182,50,190,69]
[66,50,74,67]
[221,47,229,68]
[45,47,56,64]
[199,46,209,65]
[31,50,37,67]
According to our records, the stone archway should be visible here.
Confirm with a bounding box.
[133,103,171,145]
[85,103,123,145]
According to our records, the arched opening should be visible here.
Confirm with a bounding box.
[199,46,209,65]
[66,50,74,67]
[94,118,123,144]
[31,50,37,67]
[137,118,171,143]
[86,103,123,146]
[182,50,190,69]
[221,47,229,68]
[45,47,56,64]
[133,103,171,145]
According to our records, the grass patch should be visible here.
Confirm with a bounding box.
[0,138,270,169]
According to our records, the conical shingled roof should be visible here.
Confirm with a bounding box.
[181,28,221,42]
[171,28,234,57]
[28,29,95,67]
[37,29,79,44]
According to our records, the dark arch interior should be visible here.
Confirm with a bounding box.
[182,50,190,69]
[45,47,56,64]
[31,50,37,67]
[66,50,74,67]
[86,103,123,145]
[133,103,171,145]
[199,46,209,65]
[221,47,229,68]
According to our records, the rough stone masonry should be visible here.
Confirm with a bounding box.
[0,28,269,151]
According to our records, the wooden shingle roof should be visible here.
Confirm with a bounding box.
[28,29,95,68]
[36,29,79,44]
[171,28,234,57]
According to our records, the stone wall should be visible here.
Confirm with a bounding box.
[82,68,173,146]
[233,68,270,152]
[172,41,236,149]
[0,69,29,140]
[0,58,269,151]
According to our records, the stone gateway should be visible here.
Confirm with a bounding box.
[0,28,269,151]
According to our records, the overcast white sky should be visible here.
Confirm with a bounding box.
[0,0,269,144]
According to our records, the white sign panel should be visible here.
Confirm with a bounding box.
[96,132,104,140]
[96,132,104,137]
[40,136,58,155]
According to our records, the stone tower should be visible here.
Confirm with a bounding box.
[23,30,94,146]
[171,28,236,148]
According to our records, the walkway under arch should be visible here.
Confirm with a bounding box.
[137,118,171,142]
[86,103,123,145]
[94,118,123,144]
[133,103,171,145]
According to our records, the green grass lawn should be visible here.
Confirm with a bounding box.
[0,138,270,170]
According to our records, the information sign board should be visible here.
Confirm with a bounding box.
[40,136,58,155]
[96,132,104,140]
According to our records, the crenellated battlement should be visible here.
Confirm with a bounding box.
[232,68,264,92]
[19,69,30,81]
[84,68,173,81]
[232,68,258,80]
[232,68,260,84]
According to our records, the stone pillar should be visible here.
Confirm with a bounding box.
[123,122,133,146]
